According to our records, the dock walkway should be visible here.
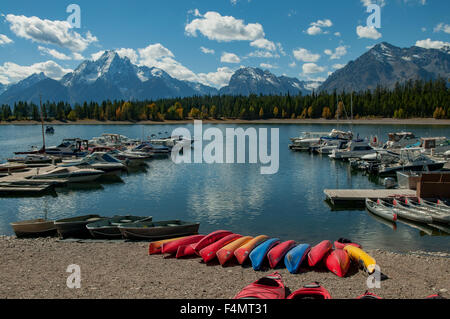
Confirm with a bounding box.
[324,188,417,205]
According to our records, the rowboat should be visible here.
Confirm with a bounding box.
[54,214,104,239]
[118,220,199,240]
[403,198,450,224]
[378,199,433,224]
[87,216,153,239]
[10,218,57,238]
[365,198,398,222]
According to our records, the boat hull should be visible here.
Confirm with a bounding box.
[325,249,350,277]
[233,273,285,299]
[119,220,199,240]
[267,240,297,269]
[87,216,152,239]
[234,235,269,265]
[344,246,377,274]
[192,230,233,255]
[216,236,253,265]
[249,238,280,271]
[284,244,311,274]
[10,219,56,238]
[199,234,242,263]
[148,236,188,255]
[54,215,104,239]
[161,235,205,254]
[308,240,332,267]
[287,283,332,299]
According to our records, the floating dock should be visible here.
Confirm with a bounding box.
[324,188,417,205]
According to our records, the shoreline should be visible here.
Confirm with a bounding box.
[0,237,448,299]
[1,118,450,126]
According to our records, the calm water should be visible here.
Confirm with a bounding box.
[1,123,449,253]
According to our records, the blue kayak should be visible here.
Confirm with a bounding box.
[249,238,280,270]
[284,243,311,274]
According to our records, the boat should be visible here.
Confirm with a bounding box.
[287,282,332,299]
[249,238,280,271]
[60,152,126,173]
[399,198,450,225]
[192,230,233,255]
[334,238,361,250]
[87,216,153,239]
[378,149,446,176]
[365,198,398,222]
[417,198,450,211]
[161,235,205,254]
[17,138,89,157]
[344,246,376,274]
[176,244,198,258]
[54,215,104,239]
[367,211,397,231]
[8,154,54,166]
[329,141,377,160]
[308,240,332,267]
[148,236,188,255]
[357,291,382,299]
[383,132,420,150]
[29,166,104,183]
[234,235,269,265]
[267,240,297,269]
[119,219,199,240]
[199,234,242,263]
[289,131,330,151]
[10,218,57,238]
[379,199,434,224]
[418,137,450,155]
[284,243,311,274]
[216,236,253,266]
[233,272,286,299]
[325,249,350,277]
[0,163,28,173]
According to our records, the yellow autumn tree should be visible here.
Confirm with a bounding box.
[273,106,279,118]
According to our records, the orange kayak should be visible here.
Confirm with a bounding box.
[216,236,253,266]
[148,236,187,255]
[234,235,269,265]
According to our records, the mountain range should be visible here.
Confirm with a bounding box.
[0,42,449,105]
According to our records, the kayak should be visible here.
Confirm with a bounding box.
[216,236,253,266]
[148,236,187,255]
[365,198,398,222]
[287,282,332,299]
[325,249,350,277]
[176,244,197,258]
[344,245,376,274]
[380,199,433,224]
[192,230,233,255]
[234,235,269,265]
[357,291,382,299]
[199,234,243,263]
[334,238,361,250]
[284,243,311,274]
[308,240,332,267]
[267,240,297,269]
[161,235,205,254]
[233,272,285,299]
[249,238,280,271]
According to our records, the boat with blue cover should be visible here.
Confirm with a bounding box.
[249,238,280,271]
[284,243,311,274]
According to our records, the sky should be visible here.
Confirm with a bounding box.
[0,0,449,88]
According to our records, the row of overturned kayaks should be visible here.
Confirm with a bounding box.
[365,197,450,232]
[149,230,377,278]
[10,215,200,240]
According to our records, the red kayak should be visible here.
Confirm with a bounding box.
[233,272,285,299]
[192,230,233,256]
[357,291,382,299]
[334,238,361,250]
[175,244,197,258]
[161,235,205,255]
[308,240,332,267]
[325,249,350,277]
[287,282,332,299]
[200,234,243,263]
[267,240,296,269]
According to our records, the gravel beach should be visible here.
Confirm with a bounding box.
[0,236,448,299]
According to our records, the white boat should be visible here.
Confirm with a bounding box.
[289,131,330,151]
[29,166,104,183]
[383,132,420,150]
[378,149,446,176]
[416,137,450,155]
[60,152,126,172]
[329,141,377,160]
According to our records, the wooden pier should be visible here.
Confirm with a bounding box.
[324,188,417,205]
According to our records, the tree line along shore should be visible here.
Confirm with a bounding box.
[1,78,448,123]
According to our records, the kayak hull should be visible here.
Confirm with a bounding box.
[308,240,332,267]
[200,234,242,263]
[325,249,350,277]
[192,230,233,256]
[216,236,253,265]
[161,235,205,254]
[287,283,332,299]
[344,245,377,274]
[234,235,269,265]
[334,238,361,250]
[233,272,285,299]
[148,236,187,255]
[267,240,297,269]
[176,244,197,258]
[284,244,311,274]
[249,238,280,271]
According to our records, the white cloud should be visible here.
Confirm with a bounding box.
[115,48,139,64]
[334,32,341,37]
[200,46,215,54]
[332,63,346,69]
[197,67,234,88]
[0,60,72,84]
[324,45,348,60]
[260,63,277,69]
[72,53,84,60]
[221,52,241,63]
[305,19,333,35]
[277,43,286,56]
[5,14,97,52]
[91,50,107,61]
[361,0,386,7]
[0,34,13,45]
[247,50,280,58]
[302,63,326,74]
[415,38,450,50]
[293,48,320,62]
[434,23,450,34]
[185,10,264,42]
[250,38,276,51]
[289,61,296,68]
[37,46,72,60]
[356,25,382,39]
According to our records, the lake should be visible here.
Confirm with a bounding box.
[1,122,449,253]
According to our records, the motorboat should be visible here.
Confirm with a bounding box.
[289,131,330,151]
[7,154,55,166]
[60,152,127,172]
[15,138,89,157]
[383,132,420,150]
[317,140,349,154]
[416,137,450,156]
[329,141,377,160]
[0,162,28,173]
[131,142,171,158]
[378,149,446,176]
[29,166,104,183]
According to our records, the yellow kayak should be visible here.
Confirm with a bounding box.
[148,236,187,255]
[344,245,376,274]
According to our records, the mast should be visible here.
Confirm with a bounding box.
[350,92,353,121]
[40,95,46,152]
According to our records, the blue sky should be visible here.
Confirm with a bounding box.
[0,0,449,88]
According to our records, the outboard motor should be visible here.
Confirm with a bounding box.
[383,177,396,189]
